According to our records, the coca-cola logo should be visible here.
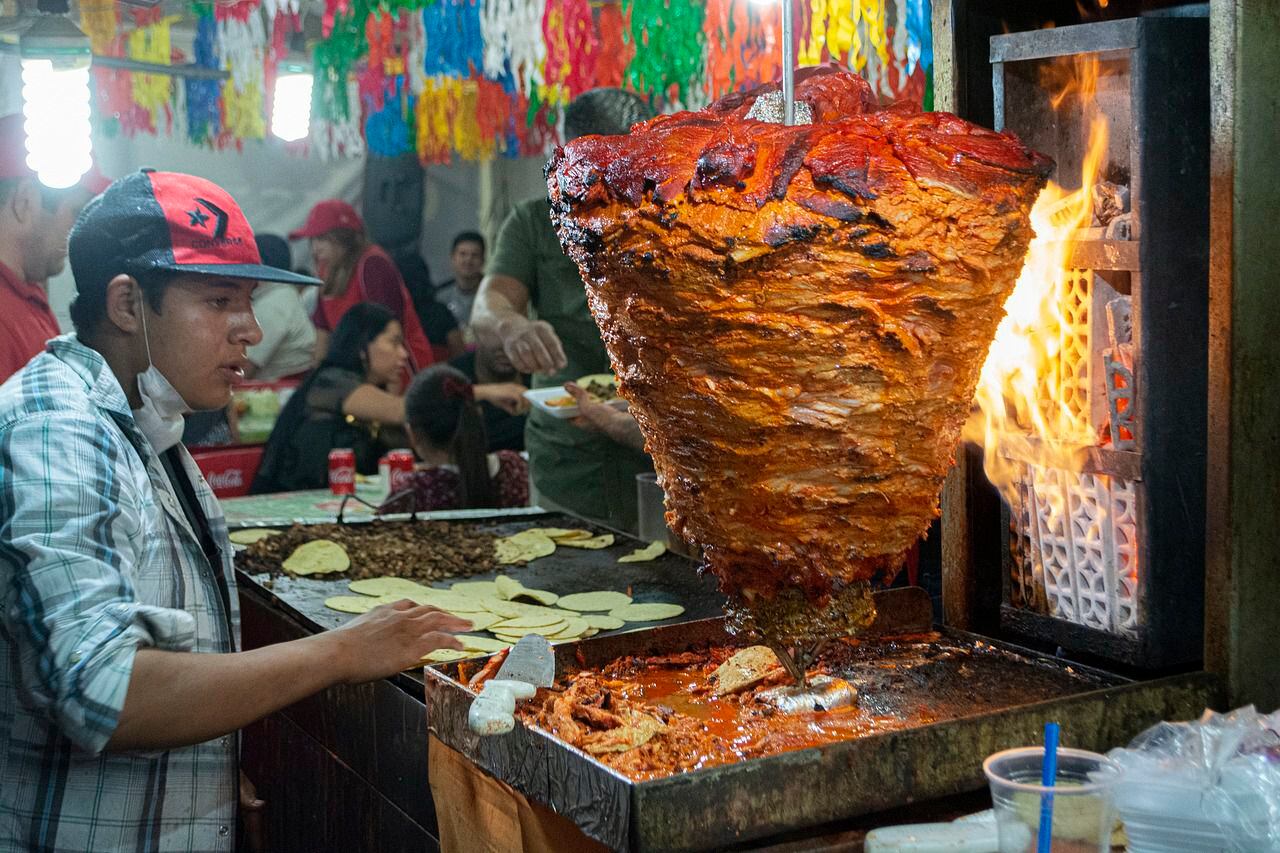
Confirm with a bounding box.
[330,466,355,483]
[389,469,414,491]
[206,469,244,490]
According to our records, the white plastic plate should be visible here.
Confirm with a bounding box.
[523,386,628,419]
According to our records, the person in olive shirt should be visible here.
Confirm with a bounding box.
[472,88,654,533]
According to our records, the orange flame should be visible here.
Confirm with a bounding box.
[965,56,1109,503]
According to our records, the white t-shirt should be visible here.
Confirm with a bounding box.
[247,283,317,381]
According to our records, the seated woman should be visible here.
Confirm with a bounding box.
[251,303,411,493]
[379,365,529,513]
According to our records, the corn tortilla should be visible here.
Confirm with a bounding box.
[323,595,382,614]
[582,614,625,630]
[457,611,502,631]
[228,528,280,545]
[349,577,427,597]
[283,540,350,576]
[523,527,593,541]
[491,613,566,629]
[618,541,666,563]
[420,649,471,664]
[494,530,557,564]
[494,575,524,600]
[556,534,615,550]
[558,591,633,612]
[609,602,685,622]
[457,635,514,653]
[490,620,568,637]
[547,617,590,640]
[451,580,500,599]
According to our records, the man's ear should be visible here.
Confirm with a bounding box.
[103,274,144,335]
[8,178,39,225]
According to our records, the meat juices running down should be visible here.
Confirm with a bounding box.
[548,68,1052,645]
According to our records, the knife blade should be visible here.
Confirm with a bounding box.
[468,635,555,736]
[494,634,555,688]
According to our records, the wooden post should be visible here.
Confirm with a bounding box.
[1203,0,1280,709]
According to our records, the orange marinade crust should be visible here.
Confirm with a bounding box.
[548,67,1051,602]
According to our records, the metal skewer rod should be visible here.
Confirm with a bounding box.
[781,0,795,125]
[768,641,808,687]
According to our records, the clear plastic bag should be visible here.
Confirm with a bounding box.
[1107,706,1280,852]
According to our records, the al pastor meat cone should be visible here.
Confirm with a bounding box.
[548,68,1051,643]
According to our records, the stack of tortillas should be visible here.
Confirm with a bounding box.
[493,527,618,564]
[232,524,681,665]
[234,526,666,573]
[320,572,685,664]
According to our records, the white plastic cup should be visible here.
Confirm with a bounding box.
[635,472,667,543]
[982,747,1121,853]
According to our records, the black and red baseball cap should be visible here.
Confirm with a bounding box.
[70,169,321,286]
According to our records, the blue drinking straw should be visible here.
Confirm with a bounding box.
[1038,722,1061,853]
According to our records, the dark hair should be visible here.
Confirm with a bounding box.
[318,227,368,298]
[324,302,397,379]
[404,365,496,508]
[68,268,172,338]
[391,249,431,291]
[451,231,485,253]
[390,250,441,335]
[563,88,654,141]
[255,233,292,272]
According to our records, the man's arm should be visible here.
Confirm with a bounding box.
[0,411,466,757]
[473,274,567,375]
[108,600,466,750]
[564,382,646,451]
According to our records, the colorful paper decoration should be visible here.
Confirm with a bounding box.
[624,0,707,108]
[126,14,177,134]
[423,0,485,78]
[80,0,118,53]
[480,0,546,96]
[704,0,779,99]
[213,0,267,141]
[185,7,223,145]
[540,0,596,105]
[78,0,933,163]
[593,3,633,89]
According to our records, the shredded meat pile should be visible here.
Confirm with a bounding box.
[526,672,739,780]
[547,68,1051,628]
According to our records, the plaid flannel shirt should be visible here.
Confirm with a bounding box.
[0,335,240,853]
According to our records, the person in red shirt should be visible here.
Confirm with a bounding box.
[288,199,434,372]
[0,114,111,383]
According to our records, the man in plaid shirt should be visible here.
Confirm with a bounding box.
[0,171,469,852]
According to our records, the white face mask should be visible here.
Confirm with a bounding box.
[132,289,191,454]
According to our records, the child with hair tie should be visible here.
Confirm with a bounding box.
[379,365,529,512]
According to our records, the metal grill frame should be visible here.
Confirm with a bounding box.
[990,17,1210,668]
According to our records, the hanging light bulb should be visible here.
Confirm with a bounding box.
[272,64,314,143]
[20,12,94,189]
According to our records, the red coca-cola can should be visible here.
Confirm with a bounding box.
[386,449,416,495]
[328,448,356,495]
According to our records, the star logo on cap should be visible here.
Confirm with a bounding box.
[187,207,211,228]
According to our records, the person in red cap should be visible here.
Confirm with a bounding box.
[0,170,468,852]
[0,113,112,384]
[289,198,435,372]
